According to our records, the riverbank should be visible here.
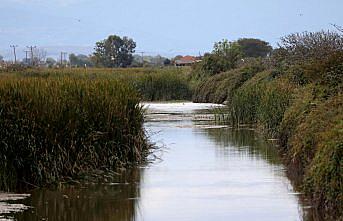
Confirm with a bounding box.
[2,102,313,221]
[190,32,342,219]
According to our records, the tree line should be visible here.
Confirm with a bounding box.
[1,35,274,69]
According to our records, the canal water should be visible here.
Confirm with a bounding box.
[1,102,315,221]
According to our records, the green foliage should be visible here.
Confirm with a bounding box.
[69,54,94,67]
[200,36,342,217]
[193,39,243,76]
[192,62,264,103]
[191,31,343,218]
[230,84,262,125]
[133,70,191,101]
[272,31,343,66]
[278,85,315,149]
[237,38,273,58]
[0,67,191,190]
[228,71,293,132]
[45,57,56,67]
[213,39,242,58]
[93,35,136,68]
[256,80,293,137]
[304,121,342,213]
[199,54,231,75]
[1,67,192,102]
[287,95,343,214]
[0,75,150,190]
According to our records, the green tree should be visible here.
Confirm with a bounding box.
[46,57,56,67]
[199,39,243,75]
[93,35,136,68]
[237,38,272,58]
[0,55,3,61]
[69,53,94,67]
[213,39,243,67]
[164,58,171,66]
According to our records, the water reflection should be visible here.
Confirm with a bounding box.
[15,169,142,221]
[202,127,281,165]
[1,102,325,221]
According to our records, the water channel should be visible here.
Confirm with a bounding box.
[1,102,317,221]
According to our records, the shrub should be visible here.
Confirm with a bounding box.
[286,95,343,216]
[192,62,264,103]
[271,31,343,69]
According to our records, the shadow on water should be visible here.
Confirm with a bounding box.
[201,127,281,165]
[13,169,143,221]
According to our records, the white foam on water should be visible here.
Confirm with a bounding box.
[0,193,31,220]
[142,102,224,114]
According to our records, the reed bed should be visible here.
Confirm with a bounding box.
[0,75,150,190]
[1,67,192,101]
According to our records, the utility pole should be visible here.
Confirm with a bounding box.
[64,52,68,66]
[27,46,36,66]
[60,52,67,67]
[10,45,18,64]
[24,50,30,65]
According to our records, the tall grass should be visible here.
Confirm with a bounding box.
[1,67,192,101]
[133,70,191,101]
[227,71,293,136]
[0,76,150,190]
[192,62,264,103]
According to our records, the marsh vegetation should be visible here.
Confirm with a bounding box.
[0,30,341,220]
[190,31,343,219]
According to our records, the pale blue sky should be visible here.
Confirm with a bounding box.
[0,0,342,59]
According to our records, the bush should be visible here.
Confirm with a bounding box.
[286,95,343,215]
[191,40,243,76]
[192,62,264,103]
[273,31,343,66]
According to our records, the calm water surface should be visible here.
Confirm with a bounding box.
[1,102,317,221]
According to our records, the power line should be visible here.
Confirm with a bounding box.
[10,45,18,64]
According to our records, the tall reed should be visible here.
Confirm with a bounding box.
[1,67,192,101]
[0,76,149,190]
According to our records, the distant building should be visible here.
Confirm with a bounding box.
[0,61,10,69]
[174,56,201,66]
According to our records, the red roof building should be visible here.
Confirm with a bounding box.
[175,56,200,66]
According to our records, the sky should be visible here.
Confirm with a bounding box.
[0,0,342,60]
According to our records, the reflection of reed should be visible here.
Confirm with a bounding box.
[286,165,327,221]
[203,128,281,165]
[203,128,327,221]
[15,169,143,221]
